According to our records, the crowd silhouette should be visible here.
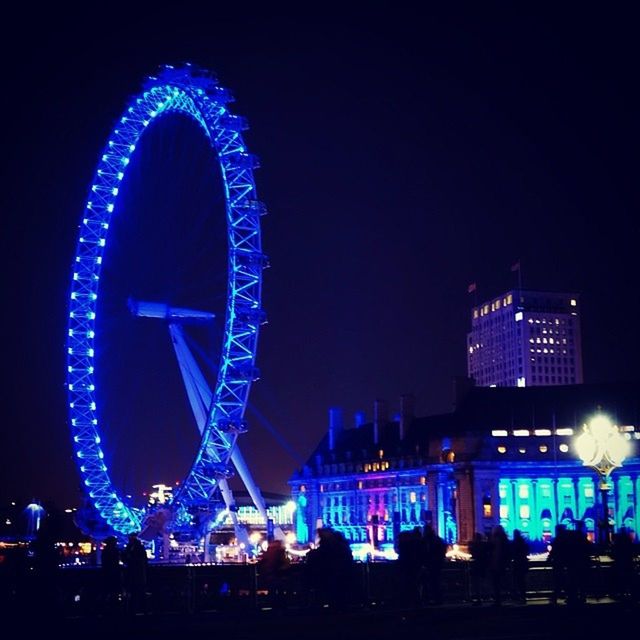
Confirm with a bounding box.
[2,516,638,619]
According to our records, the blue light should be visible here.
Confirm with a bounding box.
[66,64,265,536]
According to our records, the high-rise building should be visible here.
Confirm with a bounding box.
[467,289,583,387]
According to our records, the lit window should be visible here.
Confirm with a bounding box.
[517,377,526,387]
[539,445,548,453]
[559,444,569,453]
[483,495,492,518]
[570,299,577,306]
[518,484,529,499]
[534,429,551,436]
[506,294,513,304]
[513,429,529,436]
[555,428,574,436]
[584,485,594,498]
[515,311,523,322]
[499,505,509,519]
[473,309,479,319]
[492,430,508,437]
[420,476,426,485]
[409,491,417,504]
[497,446,507,454]
[518,447,526,454]
[519,505,530,519]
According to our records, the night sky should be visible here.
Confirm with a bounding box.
[3,5,638,507]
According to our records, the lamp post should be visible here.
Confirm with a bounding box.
[574,414,629,548]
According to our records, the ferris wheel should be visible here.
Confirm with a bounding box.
[66,64,269,538]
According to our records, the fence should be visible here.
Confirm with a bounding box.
[3,558,634,618]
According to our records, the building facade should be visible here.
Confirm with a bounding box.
[467,289,583,387]
[289,384,639,549]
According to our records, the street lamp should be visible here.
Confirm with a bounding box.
[575,413,629,547]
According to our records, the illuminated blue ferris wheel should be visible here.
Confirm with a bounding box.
[66,65,269,537]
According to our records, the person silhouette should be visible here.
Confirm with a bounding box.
[123,534,148,614]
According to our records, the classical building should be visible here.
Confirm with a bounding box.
[467,289,583,387]
[289,383,639,548]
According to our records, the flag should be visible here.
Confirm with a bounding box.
[510,260,520,272]
[467,282,477,293]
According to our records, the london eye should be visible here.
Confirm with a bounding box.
[66,64,269,539]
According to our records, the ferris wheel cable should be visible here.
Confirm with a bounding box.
[245,402,306,467]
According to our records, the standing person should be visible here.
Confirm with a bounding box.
[258,539,290,610]
[101,536,122,612]
[396,528,424,608]
[488,525,510,606]
[511,529,529,603]
[611,527,636,602]
[123,534,148,614]
[305,528,353,610]
[468,532,489,605]
[547,524,568,604]
[422,525,447,605]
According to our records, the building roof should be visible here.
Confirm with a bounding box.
[293,382,640,476]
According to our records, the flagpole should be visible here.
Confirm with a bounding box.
[511,260,522,292]
[518,263,522,291]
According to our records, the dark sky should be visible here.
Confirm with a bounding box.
[2,5,638,507]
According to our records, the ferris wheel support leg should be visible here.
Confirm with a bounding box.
[169,323,282,540]
[169,324,212,431]
[218,479,250,547]
[230,446,285,541]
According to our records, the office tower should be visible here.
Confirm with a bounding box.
[467,290,583,387]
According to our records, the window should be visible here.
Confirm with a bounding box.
[483,495,492,518]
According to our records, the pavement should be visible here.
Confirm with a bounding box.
[20,596,639,640]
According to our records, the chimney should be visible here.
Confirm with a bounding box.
[328,407,343,451]
[354,410,366,429]
[373,399,387,445]
[399,393,415,440]
[453,376,475,410]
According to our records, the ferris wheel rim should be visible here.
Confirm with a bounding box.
[66,64,266,535]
